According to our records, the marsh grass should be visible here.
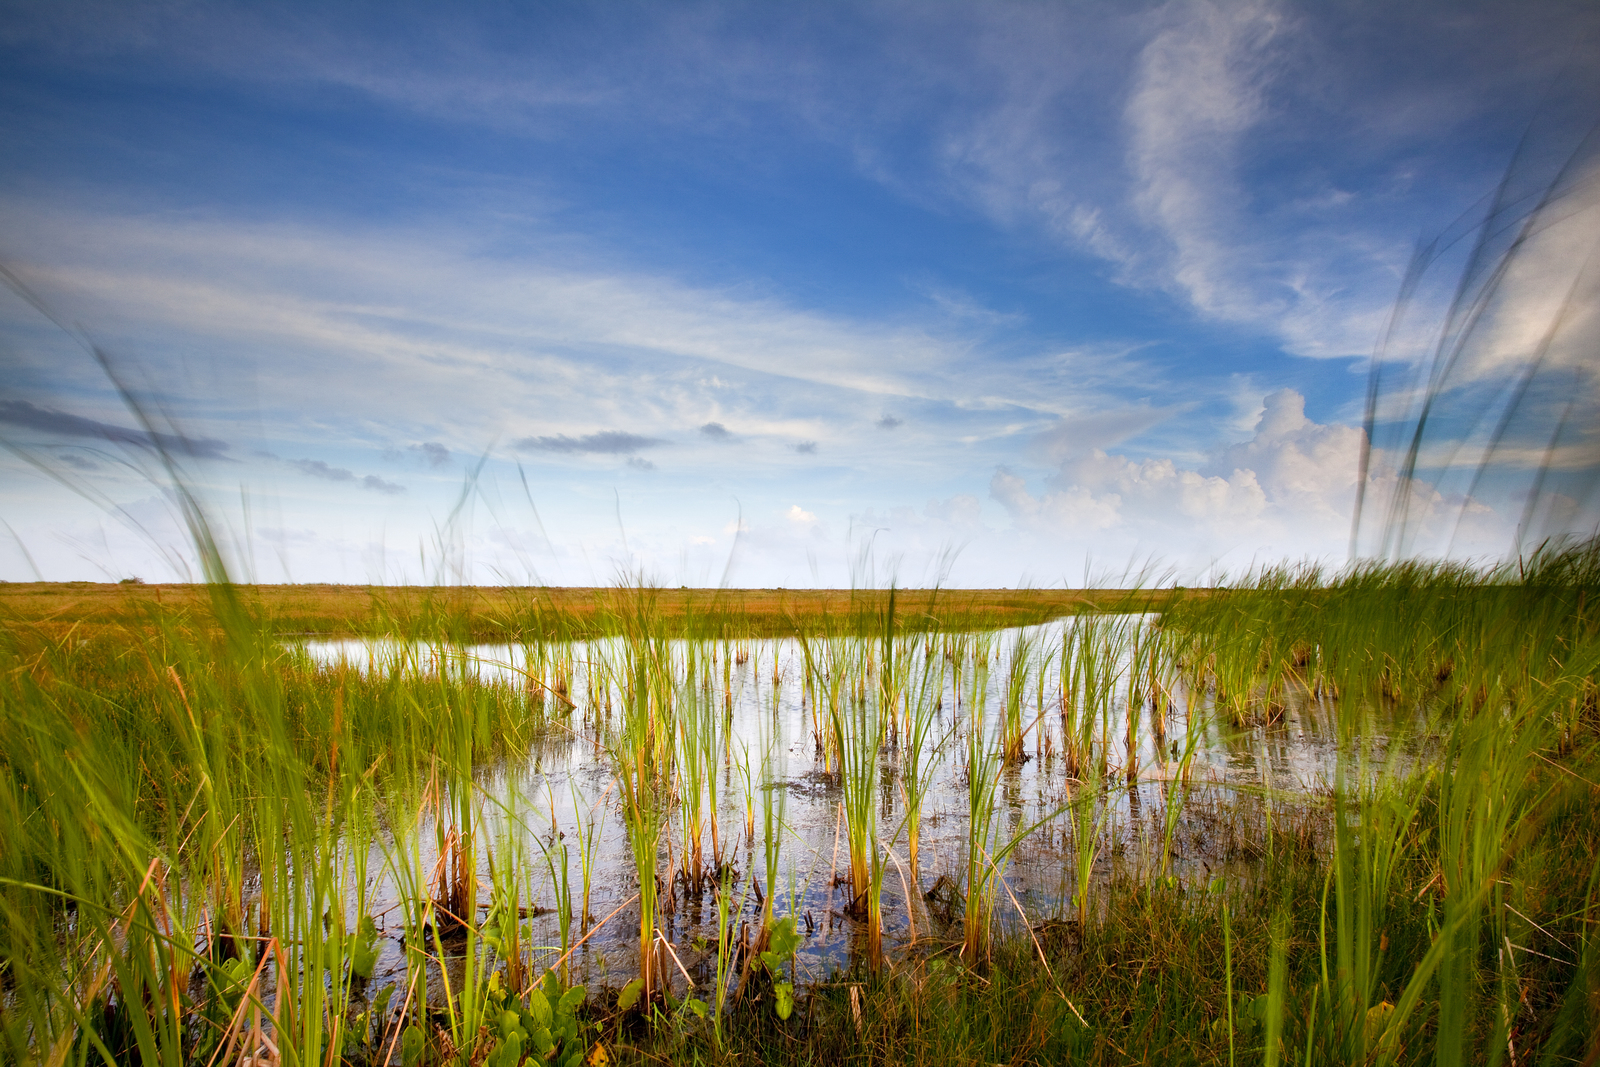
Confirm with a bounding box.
[4,544,1600,1064]
[899,642,945,883]
[820,636,886,959]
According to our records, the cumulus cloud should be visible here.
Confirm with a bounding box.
[877,414,903,430]
[990,388,1402,563]
[626,456,656,471]
[515,431,666,455]
[293,458,353,481]
[700,421,731,439]
[794,440,818,454]
[1209,388,1363,528]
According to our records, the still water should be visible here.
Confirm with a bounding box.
[299,620,1354,1001]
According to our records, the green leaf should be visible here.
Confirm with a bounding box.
[774,982,794,1021]
[401,1025,424,1067]
[371,984,397,1039]
[685,998,707,1019]
[616,978,644,1011]
[526,986,553,1029]
[214,956,251,1008]
[343,1013,365,1052]
[350,933,379,980]
[768,915,801,958]
[558,985,586,1013]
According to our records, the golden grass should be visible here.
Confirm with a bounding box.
[0,581,1181,640]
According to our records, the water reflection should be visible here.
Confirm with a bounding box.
[298,620,1375,1001]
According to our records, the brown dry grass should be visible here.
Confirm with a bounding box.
[0,582,1183,640]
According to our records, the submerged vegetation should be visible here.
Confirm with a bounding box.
[2,542,1599,1065]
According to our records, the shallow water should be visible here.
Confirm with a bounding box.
[298,621,1364,1004]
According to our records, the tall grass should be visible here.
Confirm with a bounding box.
[5,525,1600,1062]
[607,618,672,1007]
[1160,543,1600,1063]
[820,635,887,962]
[900,639,945,882]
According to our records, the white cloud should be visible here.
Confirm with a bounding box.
[1126,0,1287,321]
[1452,164,1600,388]
[1,200,1145,448]
[1117,0,1403,357]
[989,387,1514,570]
[1033,402,1187,465]
[1208,387,1362,529]
[851,0,1447,363]
[922,493,982,527]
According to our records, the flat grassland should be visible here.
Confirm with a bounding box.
[0,581,1181,639]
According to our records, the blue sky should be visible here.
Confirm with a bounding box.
[2,1,1597,587]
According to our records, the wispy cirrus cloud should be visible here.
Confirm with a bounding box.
[0,206,1011,413]
[1125,0,1288,321]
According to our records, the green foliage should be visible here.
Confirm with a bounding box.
[616,978,645,1012]
[479,971,592,1067]
[401,1023,424,1067]
[757,915,802,1020]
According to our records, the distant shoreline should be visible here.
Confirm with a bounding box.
[0,582,1185,639]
